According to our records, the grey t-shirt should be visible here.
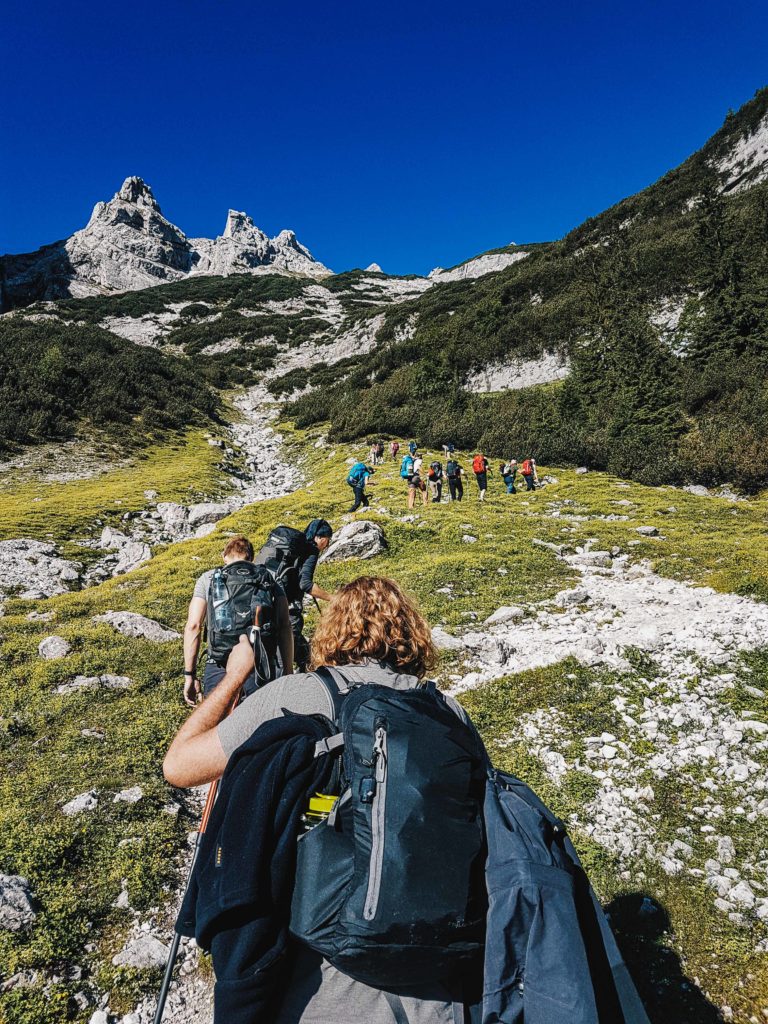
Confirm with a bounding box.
[218,660,421,756]
[193,568,215,602]
[218,660,468,1024]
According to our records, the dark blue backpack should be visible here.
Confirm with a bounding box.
[290,672,488,988]
[483,771,650,1024]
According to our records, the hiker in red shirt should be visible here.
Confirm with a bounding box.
[472,452,489,501]
[521,457,538,491]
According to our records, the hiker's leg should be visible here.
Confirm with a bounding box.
[408,486,415,509]
[456,479,463,501]
[288,604,309,672]
[448,478,455,501]
[361,490,370,507]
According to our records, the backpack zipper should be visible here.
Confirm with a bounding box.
[363,724,388,921]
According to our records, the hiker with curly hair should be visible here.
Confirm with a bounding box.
[164,576,483,1023]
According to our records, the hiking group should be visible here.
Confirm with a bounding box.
[344,440,540,513]
[163,522,649,1024]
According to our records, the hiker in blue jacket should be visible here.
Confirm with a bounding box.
[346,461,374,512]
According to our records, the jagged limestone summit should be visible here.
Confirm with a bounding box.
[0,177,331,309]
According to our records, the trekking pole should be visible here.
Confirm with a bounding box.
[153,694,239,1024]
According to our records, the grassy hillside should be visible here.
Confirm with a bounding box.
[287,88,768,491]
[1,425,767,1022]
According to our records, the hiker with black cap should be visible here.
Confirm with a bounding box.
[182,535,293,705]
[254,519,334,672]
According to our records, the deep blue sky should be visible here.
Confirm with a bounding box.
[1,1,766,276]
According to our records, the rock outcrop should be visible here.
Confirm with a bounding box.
[428,249,528,283]
[192,212,330,279]
[0,539,81,600]
[0,178,330,310]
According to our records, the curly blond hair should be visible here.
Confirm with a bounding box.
[310,576,437,678]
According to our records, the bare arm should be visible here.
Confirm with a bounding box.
[309,583,333,602]
[164,635,255,787]
[276,594,294,672]
[183,596,208,706]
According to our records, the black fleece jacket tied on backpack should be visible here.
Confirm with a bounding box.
[176,713,336,1024]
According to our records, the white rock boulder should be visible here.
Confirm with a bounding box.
[112,933,170,970]
[321,521,387,562]
[0,875,36,931]
[485,606,525,626]
[62,790,99,816]
[431,627,465,652]
[57,674,132,696]
[39,635,72,660]
[92,611,180,642]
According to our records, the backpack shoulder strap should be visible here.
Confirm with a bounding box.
[311,666,351,721]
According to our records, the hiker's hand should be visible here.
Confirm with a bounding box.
[229,633,256,681]
[183,676,201,707]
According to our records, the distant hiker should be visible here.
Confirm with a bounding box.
[165,576,488,1023]
[254,520,334,671]
[369,443,378,466]
[408,440,418,455]
[521,457,537,491]
[408,467,429,509]
[376,441,385,464]
[442,442,455,459]
[501,459,518,494]
[472,452,489,501]
[446,456,465,501]
[346,461,374,512]
[183,535,293,704]
[390,440,400,461]
[427,459,444,502]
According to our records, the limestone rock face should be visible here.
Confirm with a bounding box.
[320,521,387,562]
[0,875,36,931]
[428,250,528,283]
[0,177,330,310]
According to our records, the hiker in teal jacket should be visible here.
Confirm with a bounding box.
[347,462,374,512]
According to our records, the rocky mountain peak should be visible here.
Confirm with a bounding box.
[116,176,160,209]
[0,179,331,308]
[223,209,265,241]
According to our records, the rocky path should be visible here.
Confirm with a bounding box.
[444,541,768,944]
[0,385,302,604]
